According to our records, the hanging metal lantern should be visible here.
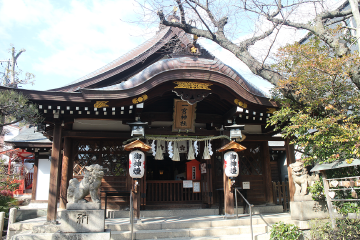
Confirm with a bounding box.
[129,150,145,178]
[224,151,239,178]
[225,123,245,140]
[127,120,148,137]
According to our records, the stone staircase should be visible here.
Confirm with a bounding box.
[9,208,296,240]
[104,211,291,240]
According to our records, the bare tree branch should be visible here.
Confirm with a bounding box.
[0,118,23,128]
[185,0,215,37]
[176,0,187,25]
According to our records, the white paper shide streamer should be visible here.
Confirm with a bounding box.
[202,140,211,160]
[151,140,156,157]
[172,141,180,161]
[208,140,213,156]
[155,140,164,160]
[168,141,173,158]
[194,140,198,157]
[187,140,195,160]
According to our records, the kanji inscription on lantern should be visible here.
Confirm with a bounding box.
[132,152,142,175]
[230,153,238,175]
[129,150,145,178]
[173,99,196,133]
[76,213,89,224]
[224,151,239,178]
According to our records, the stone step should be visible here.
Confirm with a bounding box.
[109,224,269,240]
[106,214,290,231]
[108,209,221,218]
[136,232,270,240]
[108,205,283,219]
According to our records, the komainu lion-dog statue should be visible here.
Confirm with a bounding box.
[290,161,319,196]
[67,164,105,203]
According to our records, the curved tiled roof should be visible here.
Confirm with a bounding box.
[95,56,268,98]
[48,25,270,105]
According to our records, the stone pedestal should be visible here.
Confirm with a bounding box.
[66,202,101,210]
[60,210,105,233]
[291,200,329,220]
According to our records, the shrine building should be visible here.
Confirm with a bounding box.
[2,20,295,222]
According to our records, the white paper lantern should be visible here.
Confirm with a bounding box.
[224,151,239,178]
[129,150,145,178]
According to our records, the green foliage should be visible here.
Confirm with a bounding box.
[308,177,325,201]
[309,219,332,240]
[308,167,360,214]
[0,90,43,127]
[268,29,360,165]
[310,218,360,240]
[270,221,302,240]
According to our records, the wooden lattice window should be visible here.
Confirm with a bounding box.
[239,144,263,175]
[73,140,127,177]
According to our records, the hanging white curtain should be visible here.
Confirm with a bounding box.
[172,141,180,161]
[187,140,195,160]
[155,140,164,160]
[202,140,211,160]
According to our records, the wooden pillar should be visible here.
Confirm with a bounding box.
[132,178,141,219]
[47,123,62,222]
[223,168,234,215]
[263,141,274,203]
[285,139,296,202]
[221,135,234,215]
[59,137,72,209]
[31,152,39,201]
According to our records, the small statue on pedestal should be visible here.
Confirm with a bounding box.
[67,164,104,203]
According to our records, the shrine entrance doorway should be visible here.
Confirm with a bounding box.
[145,154,203,207]
[144,139,216,208]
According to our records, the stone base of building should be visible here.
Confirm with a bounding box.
[11,229,111,240]
[290,200,329,220]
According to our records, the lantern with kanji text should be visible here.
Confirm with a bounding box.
[129,150,145,178]
[224,151,239,178]
[124,139,151,178]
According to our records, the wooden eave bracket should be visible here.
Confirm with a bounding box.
[217,140,247,152]
[124,139,151,152]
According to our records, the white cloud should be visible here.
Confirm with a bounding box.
[32,0,152,81]
[0,0,52,27]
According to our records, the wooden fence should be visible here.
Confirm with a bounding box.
[146,180,202,203]
[272,181,290,212]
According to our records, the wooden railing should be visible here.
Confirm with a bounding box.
[146,180,202,203]
[272,181,290,212]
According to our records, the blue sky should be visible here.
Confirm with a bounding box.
[0,0,342,92]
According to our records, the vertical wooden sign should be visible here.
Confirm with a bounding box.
[172,99,196,132]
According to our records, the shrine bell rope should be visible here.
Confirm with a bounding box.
[123,135,237,144]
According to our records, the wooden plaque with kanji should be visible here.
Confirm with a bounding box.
[172,99,196,132]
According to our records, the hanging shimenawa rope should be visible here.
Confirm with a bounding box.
[123,135,231,144]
